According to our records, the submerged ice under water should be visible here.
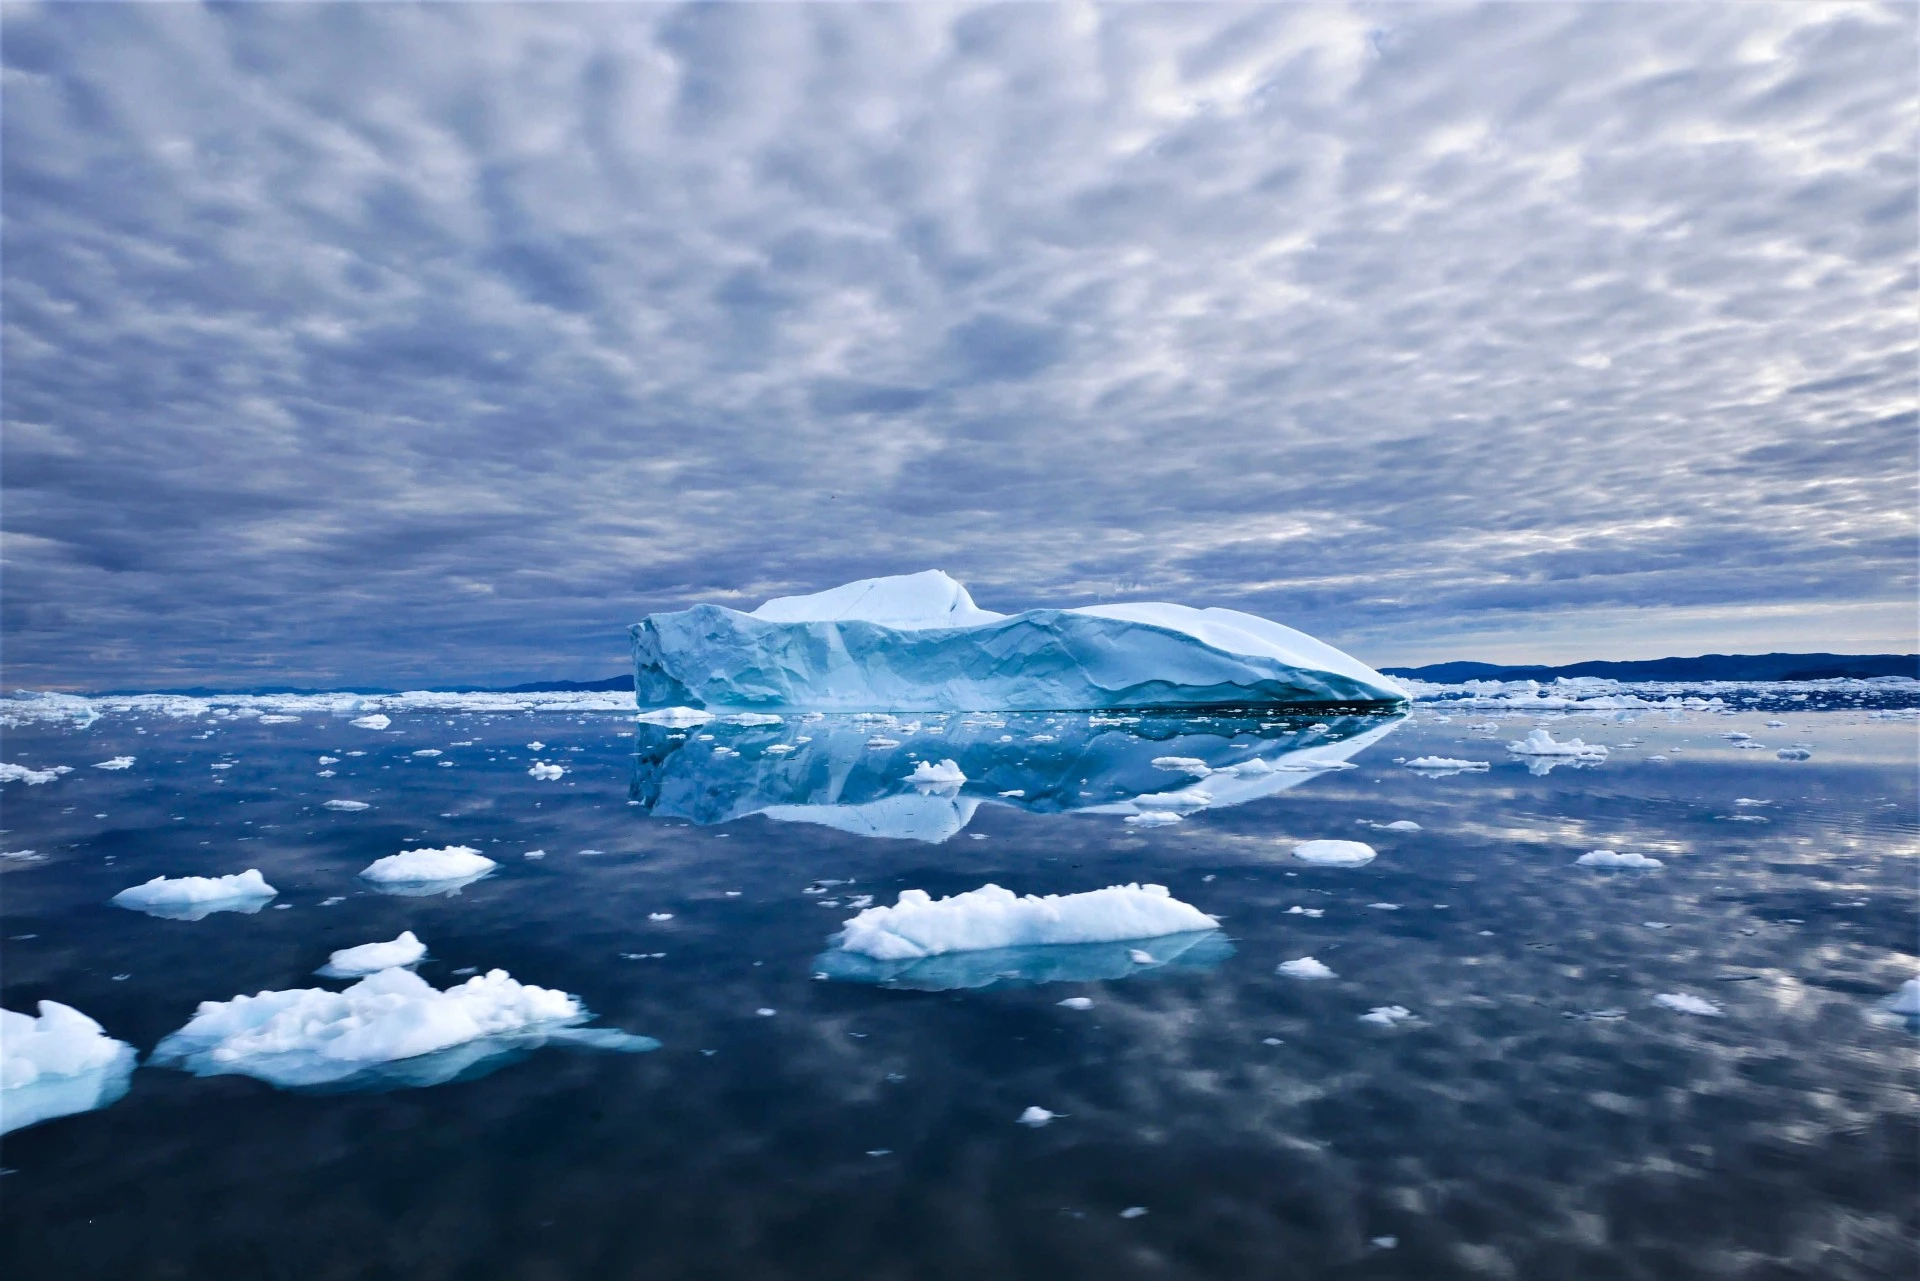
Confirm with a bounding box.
[0,686,1915,1280]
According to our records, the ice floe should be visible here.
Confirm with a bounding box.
[1404,756,1488,771]
[1576,850,1663,869]
[359,846,497,892]
[1506,728,1608,760]
[350,714,391,730]
[1291,840,1377,868]
[834,883,1217,961]
[1277,957,1335,979]
[93,756,135,771]
[528,761,566,780]
[1653,993,1723,1017]
[631,569,1407,712]
[323,799,371,812]
[1,762,72,785]
[1,1001,136,1134]
[112,869,277,920]
[317,931,428,978]
[150,967,656,1090]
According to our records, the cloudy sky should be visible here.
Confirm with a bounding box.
[3,2,1914,690]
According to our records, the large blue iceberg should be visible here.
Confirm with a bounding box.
[631,571,1405,712]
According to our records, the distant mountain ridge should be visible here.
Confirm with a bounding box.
[1383,652,1918,684]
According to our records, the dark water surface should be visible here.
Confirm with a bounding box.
[2,700,1915,1279]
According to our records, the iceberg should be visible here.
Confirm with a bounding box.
[1,1001,137,1134]
[631,570,1405,712]
[149,967,656,1091]
[111,868,277,920]
[832,882,1217,962]
[359,846,496,895]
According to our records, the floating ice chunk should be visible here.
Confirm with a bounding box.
[834,883,1217,962]
[1057,997,1094,1010]
[0,762,72,785]
[1883,978,1920,1018]
[765,743,796,755]
[1653,993,1723,1017]
[528,761,566,780]
[632,570,1406,711]
[1016,1106,1057,1127]
[350,714,391,730]
[1120,1206,1148,1219]
[905,759,966,788]
[1733,797,1769,806]
[1360,1005,1414,1025]
[359,846,496,886]
[1132,787,1213,810]
[1404,757,1487,771]
[1776,748,1812,760]
[1382,820,1421,831]
[1278,956,1335,979]
[411,749,443,758]
[648,912,674,922]
[318,931,427,978]
[1371,1236,1398,1249]
[1291,840,1376,868]
[150,967,656,1090]
[1,1001,136,1134]
[1150,756,1213,777]
[722,713,783,726]
[1286,906,1324,918]
[112,869,277,920]
[1506,729,1607,759]
[523,849,546,860]
[1576,850,1663,869]
[755,1007,776,1017]
[1127,948,1157,964]
[257,714,300,724]
[323,799,371,812]
[1124,811,1184,827]
[865,736,900,749]
[1645,754,1669,762]
[93,757,135,771]
[2,849,45,863]
[818,928,1230,991]
[1368,902,1401,911]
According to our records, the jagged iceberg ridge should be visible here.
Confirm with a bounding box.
[1,1001,137,1134]
[150,967,657,1091]
[630,571,1406,712]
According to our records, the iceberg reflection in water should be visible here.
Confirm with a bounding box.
[628,709,1405,842]
[813,928,1235,992]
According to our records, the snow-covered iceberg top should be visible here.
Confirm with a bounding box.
[834,882,1218,962]
[1,1001,137,1134]
[150,967,656,1091]
[111,869,277,920]
[633,570,1405,712]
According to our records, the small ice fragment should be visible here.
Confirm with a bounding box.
[998,789,1025,797]
[1150,757,1212,777]
[755,1008,776,1017]
[1883,978,1920,1017]
[1291,840,1376,868]
[1125,811,1183,827]
[323,800,371,812]
[1381,820,1421,831]
[1642,921,1670,930]
[319,931,427,978]
[724,891,742,897]
[866,1149,891,1157]
[765,743,796,755]
[318,756,339,765]
[1765,719,1785,728]
[834,883,1216,961]
[865,736,900,749]
[111,974,130,981]
[1285,906,1324,918]
[1368,902,1401,911]
[526,741,545,750]
[1017,1106,1056,1127]
[319,896,346,907]
[1646,754,1669,761]
[1733,798,1769,807]
[93,757,135,771]
[1776,748,1812,760]
[1057,997,1094,1010]
[528,762,566,780]
[523,850,546,860]
[1359,1005,1413,1025]
[904,759,966,788]
[359,846,496,884]
[648,913,674,922]
[411,749,443,758]
[1576,850,1663,869]
[1119,1206,1148,1219]
[1506,728,1607,759]
[1261,1036,1283,1045]
[349,714,391,730]
[1128,948,1157,964]
[1403,757,1488,771]
[209,763,233,771]
[1654,993,1723,1017]
[1278,957,1335,979]
[1371,1236,1398,1249]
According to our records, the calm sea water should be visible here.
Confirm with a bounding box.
[2,698,1915,1279]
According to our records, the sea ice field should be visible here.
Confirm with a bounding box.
[1,681,1915,1279]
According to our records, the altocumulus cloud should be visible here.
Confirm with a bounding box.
[2,2,1913,688]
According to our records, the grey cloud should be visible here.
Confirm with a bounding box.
[1,1,1914,689]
